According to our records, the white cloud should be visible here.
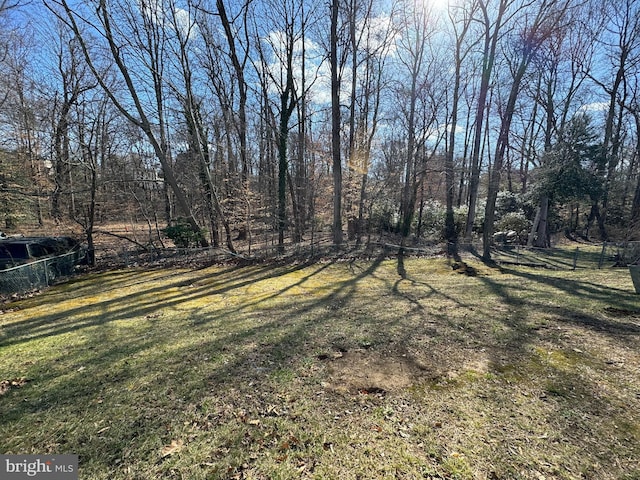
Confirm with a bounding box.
[578,101,609,113]
[173,8,196,40]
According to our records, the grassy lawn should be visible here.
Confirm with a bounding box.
[1,254,639,479]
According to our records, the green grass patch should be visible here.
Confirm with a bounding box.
[1,256,639,479]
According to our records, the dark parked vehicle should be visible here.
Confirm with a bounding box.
[0,236,84,267]
[0,239,52,269]
[0,237,86,294]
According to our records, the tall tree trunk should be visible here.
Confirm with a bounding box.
[277,97,290,251]
[527,196,550,247]
[331,0,343,246]
[483,54,535,259]
[464,0,506,241]
[482,0,572,259]
[216,0,249,181]
[172,6,232,251]
[52,98,72,221]
[630,112,640,237]
[276,51,297,252]
[445,5,473,255]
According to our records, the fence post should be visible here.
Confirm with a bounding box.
[598,242,606,269]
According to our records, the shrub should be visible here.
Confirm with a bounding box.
[370,204,400,234]
[497,211,530,243]
[416,202,472,241]
[163,218,205,248]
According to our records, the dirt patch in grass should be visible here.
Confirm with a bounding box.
[321,349,421,394]
[322,347,496,399]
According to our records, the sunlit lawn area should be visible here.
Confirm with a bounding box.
[1,254,639,479]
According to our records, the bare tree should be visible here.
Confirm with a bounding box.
[0,28,53,227]
[253,0,316,251]
[49,22,96,221]
[215,0,251,182]
[338,0,396,245]
[73,93,112,265]
[165,0,236,252]
[45,0,206,244]
[628,93,640,236]
[394,0,442,242]
[526,6,596,246]
[445,0,478,254]
[587,0,640,240]
[463,0,514,242]
[354,9,395,246]
[482,0,573,259]
[330,0,344,246]
[0,0,23,95]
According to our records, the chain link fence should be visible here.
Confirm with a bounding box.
[487,244,606,270]
[0,251,84,296]
[599,241,640,267]
[487,242,640,270]
[2,237,631,298]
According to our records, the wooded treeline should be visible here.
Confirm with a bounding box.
[1,0,639,262]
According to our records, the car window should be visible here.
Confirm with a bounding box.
[29,244,50,258]
[0,244,30,260]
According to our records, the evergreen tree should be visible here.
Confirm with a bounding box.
[534,115,606,239]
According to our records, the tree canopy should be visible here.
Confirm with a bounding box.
[1,0,639,257]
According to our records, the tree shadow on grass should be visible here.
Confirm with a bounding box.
[0,260,332,349]
[2,255,639,478]
[394,261,640,477]
[476,266,640,346]
[0,251,388,397]
[0,254,390,465]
